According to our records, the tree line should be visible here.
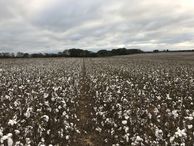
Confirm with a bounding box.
[1,48,193,58]
[0,48,143,58]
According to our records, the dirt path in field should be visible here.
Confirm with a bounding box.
[73,59,103,146]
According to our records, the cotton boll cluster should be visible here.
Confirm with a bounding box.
[85,57,194,145]
[0,133,13,146]
[0,58,82,145]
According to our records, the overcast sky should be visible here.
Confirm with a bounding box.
[0,0,194,53]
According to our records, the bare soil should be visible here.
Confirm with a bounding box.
[72,59,104,146]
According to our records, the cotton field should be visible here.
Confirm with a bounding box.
[0,58,81,145]
[0,53,194,146]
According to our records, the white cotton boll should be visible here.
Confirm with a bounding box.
[14,130,20,135]
[181,143,185,146]
[63,102,67,108]
[114,123,118,128]
[111,128,114,135]
[51,97,55,101]
[7,138,13,146]
[112,144,119,146]
[24,112,30,118]
[124,115,129,120]
[170,136,175,143]
[62,111,67,116]
[188,125,193,129]
[76,129,80,134]
[41,115,49,122]
[44,101,49,106]
[124,133,130,142]
[41,138,45,142]
[70,123,74,127]
[95,127,102,133]
[8,119,17,126]
[122,120,127,125]
[116,103,122,110]
[117,111,122,119]
[53,87,58,91]
[8,132,14,139]
[44,93,49,99]
[156,96,161,100]
[172,110,179,119]
[155,128,163,140]
[117,89,121,94]
[166,94,171,100]
[26,137,31,145]
[1,135,8,141]
[153,108,159,115]
[65,115,69,119]
[5,95,10,100]
[124,126,129,133]
[175,128,187,138]
[37,109,41,112]
[24,107,32,118]
[135,136,143,142]
[188,96,192,100]
[66,135,70,140]
[185,110,190,114]
[157,116,161,122]
[15,141,22,145]
[166,109,171,115]
[148,113,152,119]
[0,129,3,137]
[47,129,50,135]
[0,133,13,145]
[185,116,193,121]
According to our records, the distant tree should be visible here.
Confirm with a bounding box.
[0,47,144,58]
[16,52,23,58]
[162,49,169,52]
[126,49,143,54]
[0,52,13,58]
[57,52,65,57]
[87,52,97,57]
[153,50,159,53]
[67,48,90,57]
[111,48,128,56]
[31,53,44,58]
[110,48,143,56]
[10,53,15,57]
[63,50,70,56]
[23,53,29,58]
[97,50,111,57]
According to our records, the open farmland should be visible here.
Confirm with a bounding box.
[0,53,194,146]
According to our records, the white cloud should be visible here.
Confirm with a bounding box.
[0,0,194,52]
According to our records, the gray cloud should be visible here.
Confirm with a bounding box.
[0,0,194,53]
